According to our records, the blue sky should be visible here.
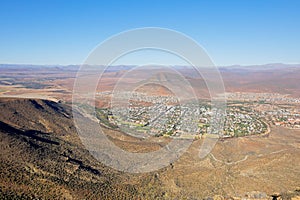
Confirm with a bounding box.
[0,0,299,66]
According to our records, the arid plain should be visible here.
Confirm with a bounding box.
[0,64,299,199]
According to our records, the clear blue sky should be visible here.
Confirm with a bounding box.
[0,0,299,66]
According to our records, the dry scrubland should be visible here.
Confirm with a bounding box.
[0,98,299,199]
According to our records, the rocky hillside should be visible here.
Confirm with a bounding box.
[0,98,164,199]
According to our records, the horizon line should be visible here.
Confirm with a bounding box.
[1,62,300,68]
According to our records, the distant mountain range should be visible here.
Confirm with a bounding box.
[1,63,300,70]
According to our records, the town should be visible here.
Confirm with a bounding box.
[95,91,300,138]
